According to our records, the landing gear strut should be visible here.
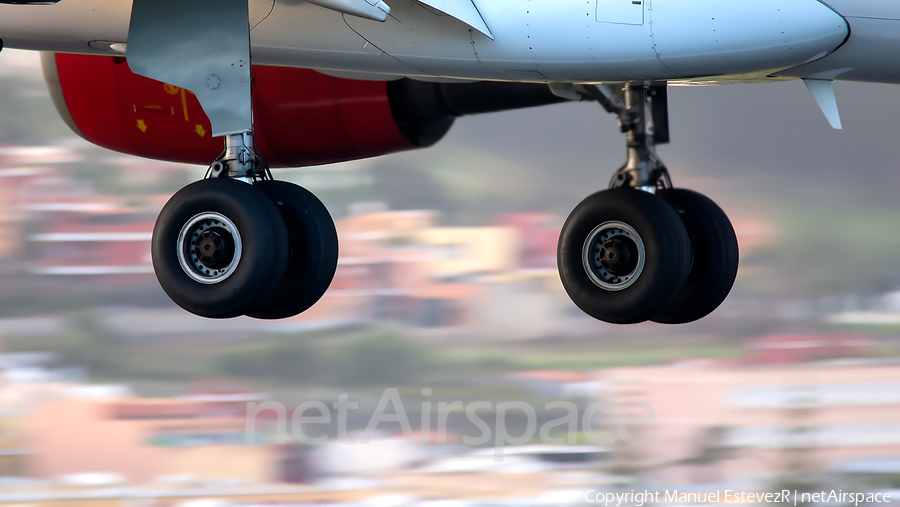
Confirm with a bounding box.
[558,82,739,324]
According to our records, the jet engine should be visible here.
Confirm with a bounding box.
[42,53,565,167]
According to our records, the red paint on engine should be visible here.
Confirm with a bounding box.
[52,54,413,167]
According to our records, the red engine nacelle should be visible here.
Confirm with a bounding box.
[42,53,419,167]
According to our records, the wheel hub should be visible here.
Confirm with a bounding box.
[194,229,234,268]
[177,212,242,284]
[598,237,638,276]
[583,221,646,291]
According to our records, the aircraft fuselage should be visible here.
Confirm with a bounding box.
[0,0,871,83]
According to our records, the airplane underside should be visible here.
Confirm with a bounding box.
[0,0,894,324]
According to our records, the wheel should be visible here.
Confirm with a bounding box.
[244,181,339,320]
[652,189,739,324]
[152,178,289,319]
[558,188,692,324]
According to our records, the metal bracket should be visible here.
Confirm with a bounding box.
[576,82,672,190]
[575,83,626,115]
[208,132,270,183]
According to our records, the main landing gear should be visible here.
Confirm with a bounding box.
[151,133,339,319]
[558,83,739,324]
[128,0,338,320]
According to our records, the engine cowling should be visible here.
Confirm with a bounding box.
[43,53,422,167]
[42,53,568,168]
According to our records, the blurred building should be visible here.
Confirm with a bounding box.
[294,209,572,333]
[745,334,873,365]
[414,226,519,279]
[26,203,155,278]
[29,395,278,483]
[496,213,558,269]
[304,210,436,324]
[0,352,93,477]
[19,171,158,280]
[0,146,77,263]
[0,168,35,261]
[0,145,164,288]
[598,360,900,485]
[474,271,575,340]
[412,225,519,329]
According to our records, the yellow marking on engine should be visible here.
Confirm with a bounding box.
[164,83,180,95]
[194,124,207,137]
[181,88,189,122]
[136,119,148,133]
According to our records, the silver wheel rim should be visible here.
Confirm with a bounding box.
[582,221,646,291]
[176,212,242,285]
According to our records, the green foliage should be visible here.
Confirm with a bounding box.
[742,198,900,298]
[219,336,319,383]
[863,474,900,489]
[328,331,428,386]
[216,328,429,387]
[14,311,121,377]
[8,318,747,387]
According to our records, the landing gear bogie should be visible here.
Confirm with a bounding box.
[557,81,739,324]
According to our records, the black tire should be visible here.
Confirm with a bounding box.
[152,178,289,319]
[558,188,692,324]
[244,181,339,320]
[652,189,739,324]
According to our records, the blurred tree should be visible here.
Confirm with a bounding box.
[218,335,319,383]
[329,330,428,386]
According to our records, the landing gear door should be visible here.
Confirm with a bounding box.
[596,0,644,25]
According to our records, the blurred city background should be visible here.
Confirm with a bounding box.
[1,47,900,505]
